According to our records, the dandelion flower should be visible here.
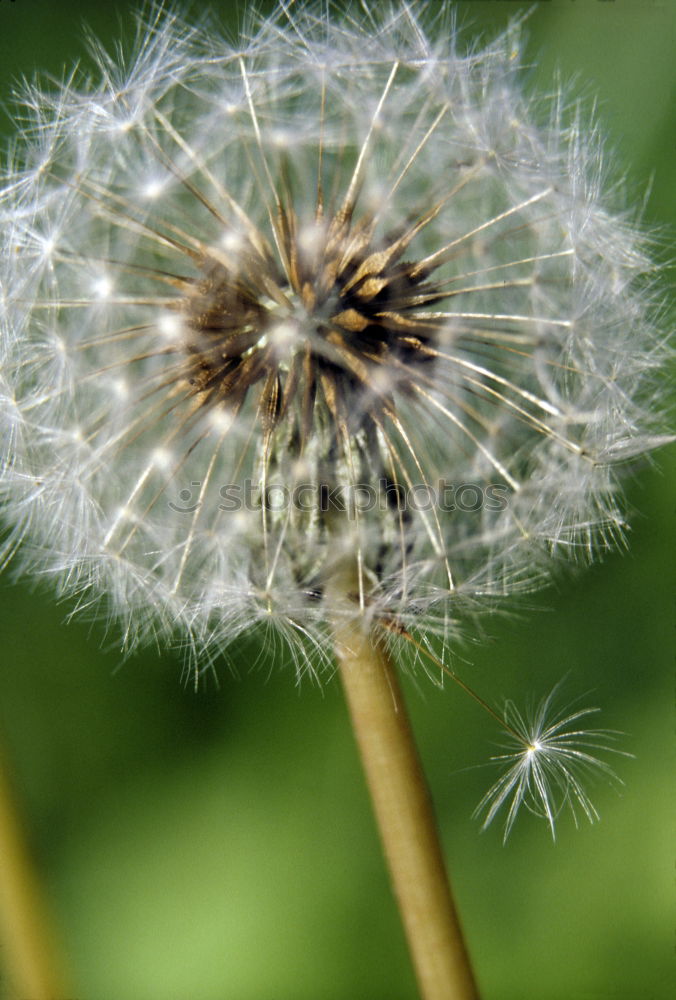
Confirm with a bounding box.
[1,3,669,678]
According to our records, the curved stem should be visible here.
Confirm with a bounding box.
[332,609,479,1000]
[0,742,70,1000]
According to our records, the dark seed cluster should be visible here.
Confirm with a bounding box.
[182,195,441,453]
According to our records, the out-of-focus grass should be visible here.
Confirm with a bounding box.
[0,2,674,998]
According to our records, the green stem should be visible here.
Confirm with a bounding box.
[332,608,479,1000]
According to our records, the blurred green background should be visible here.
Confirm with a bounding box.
[0,1,673,998]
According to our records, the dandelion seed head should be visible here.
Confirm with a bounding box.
[0,1,672,690]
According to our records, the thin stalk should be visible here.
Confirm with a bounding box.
[0,743,70,1000]
[332,605,479,1000]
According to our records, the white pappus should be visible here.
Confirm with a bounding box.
[0,2,672,835]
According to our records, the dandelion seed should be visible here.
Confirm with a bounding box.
[474,688,627,842]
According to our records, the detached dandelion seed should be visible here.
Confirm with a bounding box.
[0,3,673,998]
[474,687,628,843]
